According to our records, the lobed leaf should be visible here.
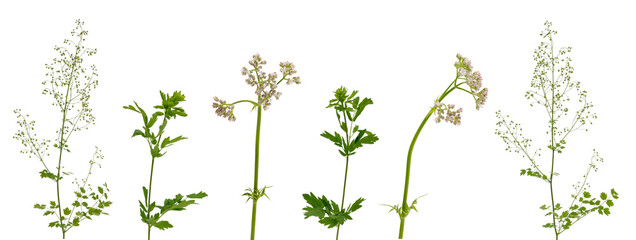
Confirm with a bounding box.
[186,191,208,199]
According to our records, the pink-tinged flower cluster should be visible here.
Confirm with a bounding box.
[280,61,301,85]
[241,54,300,110]
[475,88,488,110]
[455,53,488,110]
[434,101,463,125]
[212,96,236,121]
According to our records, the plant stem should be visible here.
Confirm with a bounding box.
[341,155,350,207]
[336,154,350,240]
[56,70,75,239]
[147,156,156,240]
[250,105,262,240]
[549,36,559,240]
[335,107,353,240]
[398,84,455,239]
[398,107,434,239]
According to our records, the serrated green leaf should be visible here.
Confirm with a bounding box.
[39,169,58,181]
[600,192,607,200]
[161,135,187,149]
[347,197,365,213]
[63,207,71,215]
[132,129,145,138]
[148,202,156,212]
[583,192,591,198]
[154,220,173,230]
[340,121,347,132]
[88,207,102,215]
[603,208,611,215]
[133,102,148,125]
[186,191,208,199]
[123,104,139,113]
[143,187,149,201]
[320,131,343,147]
[611,188,619,199]
[353,98,373,121]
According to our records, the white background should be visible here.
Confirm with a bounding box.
[1,1,634,239]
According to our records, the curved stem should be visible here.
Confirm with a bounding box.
[250,105,262,240]
[398,107,434,239]
[398,81,457,239]
[231,99,259,106]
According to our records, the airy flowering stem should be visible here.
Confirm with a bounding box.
[398,82,457,239]
[548,36,559,240]
[56,58,77,239]
[250,105,262,240]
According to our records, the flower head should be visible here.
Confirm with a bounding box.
[475,88,488,110]
[280,61,301,85]
[241,54,300,110]
[212,96,236,121]
[433,101,463,126]
[455,53,488,110]
[455,53,473,76]
[214,54,301,121]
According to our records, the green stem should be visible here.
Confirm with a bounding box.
[549,36,559,240]
[340,155,350,208]
[56,69,75,239]
[250,105,262,240]
[336,154,350,240]
[398,107,434,239]
[398,83,456,239]
[231,99,259,106]
[147,156,156,240]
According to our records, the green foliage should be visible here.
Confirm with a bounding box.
[126,90,207,236]
[242,186,272,202]
[539,188,618,233]
[520,168,548,181]
[302,192,365,228]
[383,194,427,219]
[12,19,111,237]
[124,91,188,159]
[321,86,379,157]
[33,168,112,231]
[304,87,377,239]
[495,21,618,237]
[139,187,208,231]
